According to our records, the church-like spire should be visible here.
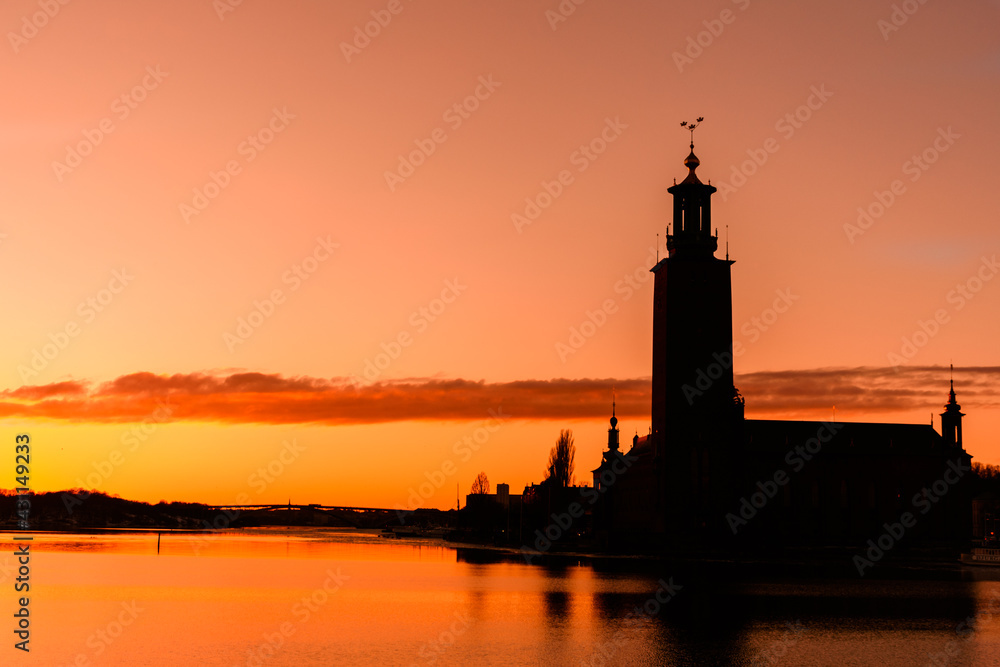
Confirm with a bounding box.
[607,393,620,451]
[667,117,718,258]
[947,364,959,406]
[941,365,964,449]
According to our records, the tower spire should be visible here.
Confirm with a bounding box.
[941,367,964,449]
[678,117,704,185]
[607,390,620,451]
[667,117,719,258]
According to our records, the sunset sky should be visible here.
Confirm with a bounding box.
[1,0,998,511]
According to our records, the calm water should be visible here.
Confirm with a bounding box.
[1,528,999,666]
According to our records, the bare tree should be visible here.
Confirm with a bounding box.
[544,430,575,487]
[471,471,490,495]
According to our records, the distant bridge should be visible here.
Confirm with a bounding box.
[203,504,448,529]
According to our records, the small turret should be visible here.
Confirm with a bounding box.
[940,366,964,449]
[607,397,620,451]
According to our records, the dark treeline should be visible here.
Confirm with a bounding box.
[971,462,1000,495]
[2,460,997,536]
[0,489,450,531]
[0,489,216,529]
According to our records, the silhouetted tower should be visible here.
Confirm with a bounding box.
[608,396,620,451]
[941,371,964,449]
[651,130,742,539]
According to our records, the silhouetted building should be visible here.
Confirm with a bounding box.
[496,483,510,508]
[463,484,522,542]
[972,494,1000,542]
[595,143,973,553]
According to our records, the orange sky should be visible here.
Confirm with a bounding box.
[1,0,998,510]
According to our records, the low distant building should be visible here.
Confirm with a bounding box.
[463,484,522,541]
[496,483,510,509]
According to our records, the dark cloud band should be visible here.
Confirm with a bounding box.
[0,366,994,425]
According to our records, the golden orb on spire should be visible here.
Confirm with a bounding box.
[684,150,700,170]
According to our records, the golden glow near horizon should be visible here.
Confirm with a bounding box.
[1,0,998,508]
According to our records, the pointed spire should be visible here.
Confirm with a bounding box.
[946,364,960,407]
[607,390,619,451]
[941,367,964,448]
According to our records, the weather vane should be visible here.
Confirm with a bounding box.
[679,117,704,148]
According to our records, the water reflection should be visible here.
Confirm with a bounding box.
[0,528,998,666]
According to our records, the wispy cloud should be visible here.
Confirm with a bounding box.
[736,366,1000,416]
[0,366,995,425]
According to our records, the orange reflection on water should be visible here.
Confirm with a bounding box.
[2,529,1000,666]
[0,529,655,666]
